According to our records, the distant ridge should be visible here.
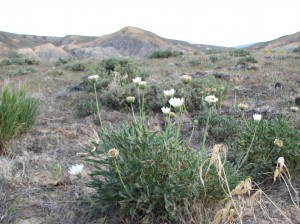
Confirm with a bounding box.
[247,31,300,52]
[0,26,227,60]
[1,27,299,60]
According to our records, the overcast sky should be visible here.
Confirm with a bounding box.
[1,0,299,47]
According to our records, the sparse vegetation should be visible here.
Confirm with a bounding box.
[1,46,300,223]
[6,67,37,77]
[0,55,39,66]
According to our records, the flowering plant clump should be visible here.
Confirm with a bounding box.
[253,114,262,122]
[163,89,175,98]
[169,97,184,108]
[68,164,84,177]
[161,107,171,114]
[229,114,300,180]
[205,95,218,104]
[85,123,241,220]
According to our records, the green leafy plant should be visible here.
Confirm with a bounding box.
[228,114,300,179]
[0,86,38,152]
[84,123,241,219]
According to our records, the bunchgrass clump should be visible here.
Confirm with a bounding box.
[0,86,38,152]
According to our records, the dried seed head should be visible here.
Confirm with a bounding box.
[274,167,280,182]
[274,139,283,148]
[107,148,119,158]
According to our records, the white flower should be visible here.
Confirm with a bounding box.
[126,96,135,104]
[68,164,84,176]
[205,95,218,104]
[291,106,299,112]
[161,107,171,114]
[169,97,184,108]
[88,75,99,81]
[163,89,175,97]
[277,157,285,170]
[253,114,262,122]
[132,77,142,84]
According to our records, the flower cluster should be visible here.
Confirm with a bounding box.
[169,97,184,108]
[88,75,99,81]
[163,89,175,98]
[205,95,218,104]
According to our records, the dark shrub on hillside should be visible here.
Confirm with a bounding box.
[148,49,180,59]
[237,56,258,65]
[230,49,251,57]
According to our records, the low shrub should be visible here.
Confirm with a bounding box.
[229,49,251,57]
[0,86,38,152]
[237,56,258,65]
[148,49,180,59]
[228,114,300,179]
[209,55,220,63]
[76,99,97,117]
[65,62,86,71]
[293,46,300,53]
[198,109,241,142]
[187,76,228,111]
[188,59,201,67]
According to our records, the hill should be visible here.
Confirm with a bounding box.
[247,31,300,52]
[0,26,209,60]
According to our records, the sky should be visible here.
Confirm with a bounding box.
[0,0,300,47]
